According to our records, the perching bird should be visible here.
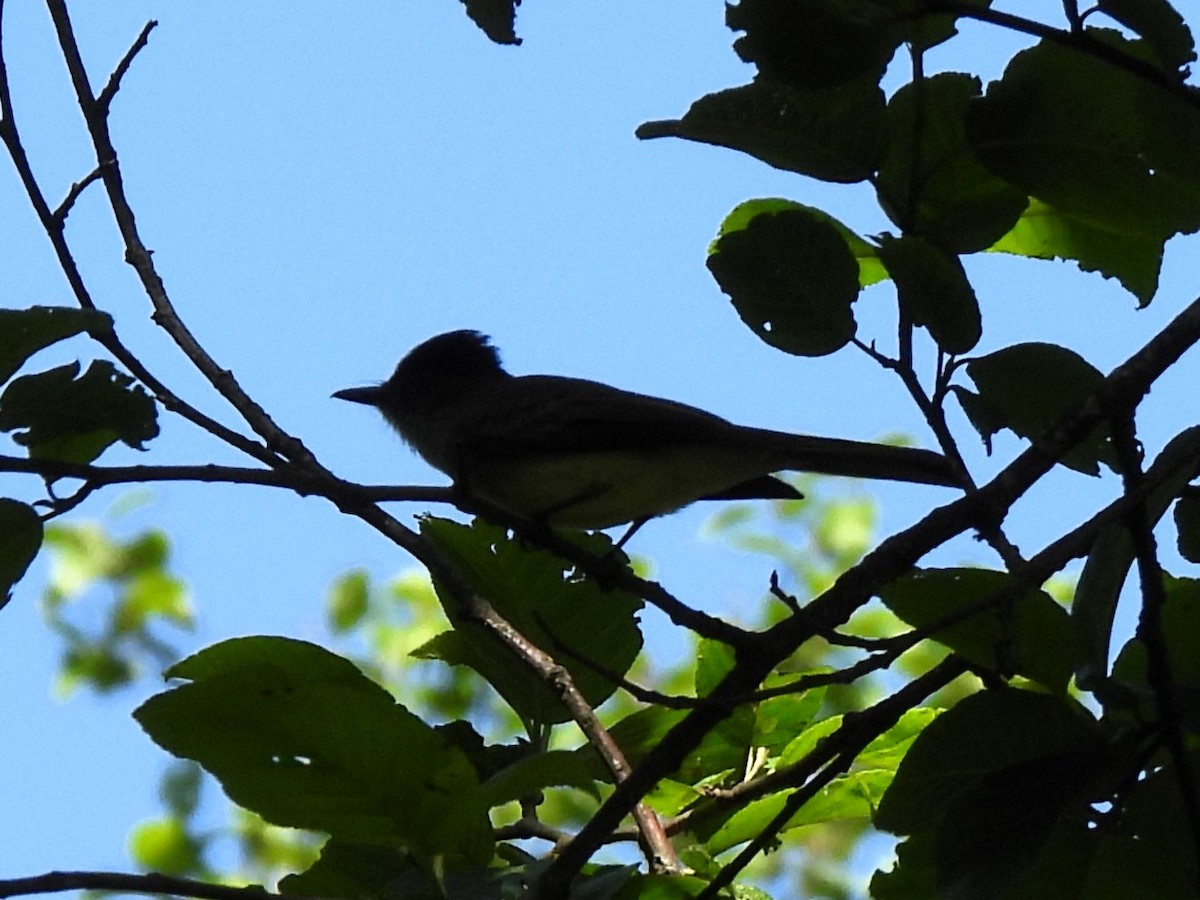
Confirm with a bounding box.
[334,330,957,530]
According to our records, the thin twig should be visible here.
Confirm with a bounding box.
[0,14,280,468]
[43,0,320,472]
[96,19,156,113]
[51,165,101,224]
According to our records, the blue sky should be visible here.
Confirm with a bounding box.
[2,0,1199,891]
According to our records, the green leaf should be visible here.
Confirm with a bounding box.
[968,31,1200,302]
[0,360,159,463]
[694,637,735,697]
[708,205,861,356]
[128,817,204,876]
[726,0,902,87]
[780,716,842,768]
[160,761,203,818]
[611,872,712,900]
[856,707,940,771]
[900,0,994,53]
[1175,492,1200,564]
[580,706,688,779]
[955,342,1114,475]
[877,72,1026,253]
[1113,576,1200,688]
[327,569,369,633]
[281,841,411,898]
[1098,0,1196,72]
[879,567,1078,691]
[0,498,42,606]
[114,569,191,632]
[135,636,493,864]
[417,519,643,726]
[282,840,518,900]
[479,749,600,808]
[989,197,1164,305]
[678,637,757,784]
[700,708,935,853]
[713,198,887,287]
[0,307,112,385]
[877,234,981,354]
[877,690,1102,898]
[702,769,891,854]
[876,690,1098,833]
[751,676,824,753]
[637,77,885,183]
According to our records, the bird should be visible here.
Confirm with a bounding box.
[333,330,958,531]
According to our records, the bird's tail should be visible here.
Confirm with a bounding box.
[766,431,960,487]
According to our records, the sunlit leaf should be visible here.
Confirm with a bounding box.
[135,636,493,864]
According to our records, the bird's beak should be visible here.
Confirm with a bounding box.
[332,386,384,406]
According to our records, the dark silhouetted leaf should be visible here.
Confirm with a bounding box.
[459,0,521,45]
[714,198,887,287]
[1098,0,1196,72]
[637,77,885,183]
[708,205,860,356]
[1113,576,1200,688]
[1072,431,1200,692]
[0,360,158,464]
[877,690,1102,898]
[955,342,1114,475]
[1176,491,1200,563]
[879,567,1077,691]
[969,31,1200,302]
[877,235,981,354]
[0,498,42,609]
[727,0,901,87]
[901,0,994,52]
[877,72,1027,253]
[0,307,112,385]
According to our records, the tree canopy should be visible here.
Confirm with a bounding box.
[3,1,1200,899]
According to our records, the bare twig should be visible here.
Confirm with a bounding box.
[51,165,101,224]
[43,0,319,472]
[96,19,156,113]
[0,14,279,469]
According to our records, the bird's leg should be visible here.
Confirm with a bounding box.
[614,517,650,549]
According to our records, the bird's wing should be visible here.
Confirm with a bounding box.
[454,375,743,458]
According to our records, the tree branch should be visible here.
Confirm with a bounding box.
[0,12,280,470]
[43,0,319,472]
[1110,411,1200,883]
[0,871,317,900]
[532,293,1200,897]
[929,0,1200,105]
